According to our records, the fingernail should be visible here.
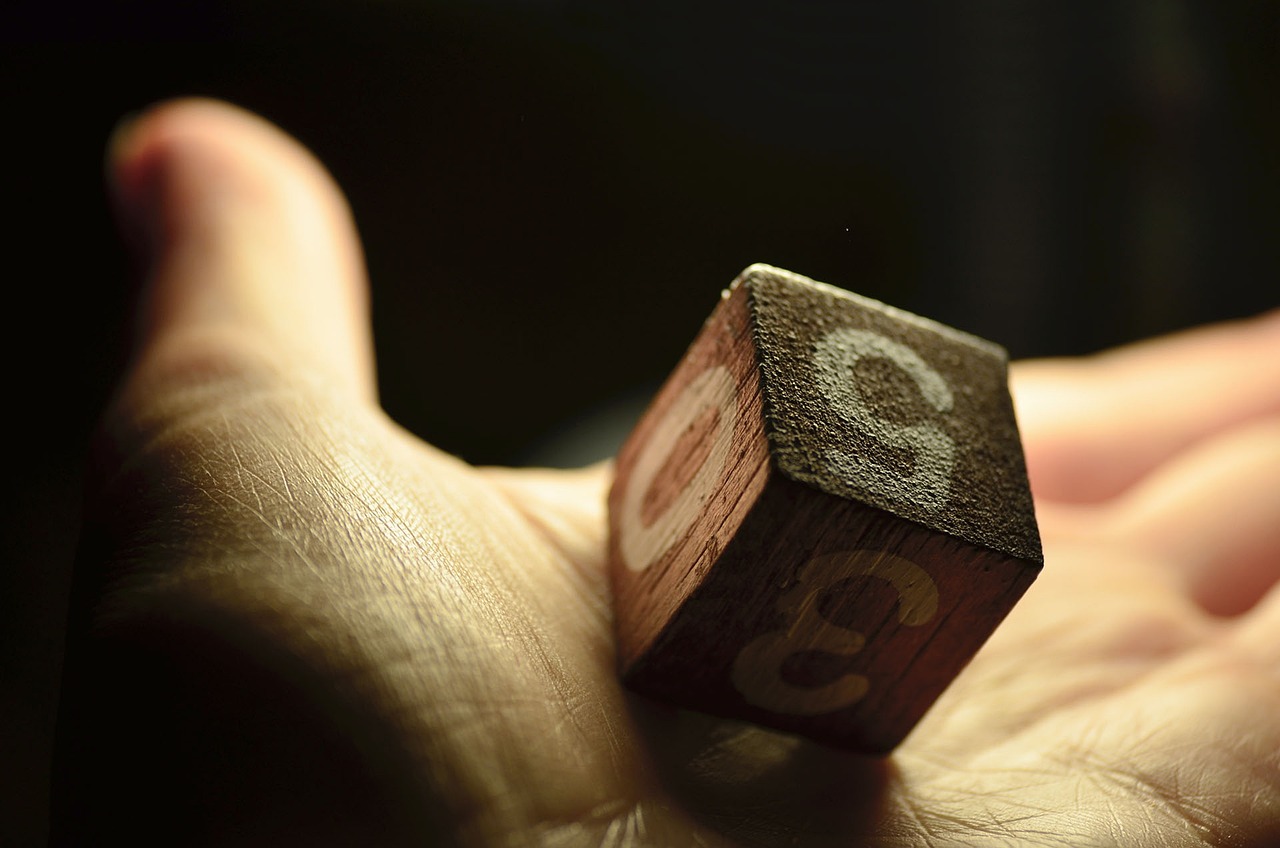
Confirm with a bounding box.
[104,110,156,261]
[107,110,143,164]
[105,111,143,205]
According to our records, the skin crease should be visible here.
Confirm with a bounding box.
[53,98,1280,847]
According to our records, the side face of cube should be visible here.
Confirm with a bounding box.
[608,283,772,673]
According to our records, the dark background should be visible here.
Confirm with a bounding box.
[4,1,1278,843]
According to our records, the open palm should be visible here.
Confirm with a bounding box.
[55,100,1280,847]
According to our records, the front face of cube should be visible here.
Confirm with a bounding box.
[609,266,1042,752]
[622,483,1038,751]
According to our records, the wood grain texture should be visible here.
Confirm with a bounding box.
[608,264,1042,753]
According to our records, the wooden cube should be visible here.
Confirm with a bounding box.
[608,264,1042,753]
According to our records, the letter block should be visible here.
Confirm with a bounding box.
[608,264,1043,753]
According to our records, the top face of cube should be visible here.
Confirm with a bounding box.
[740,265,1042,565]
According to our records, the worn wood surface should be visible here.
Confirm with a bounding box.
[608,264,1042,753]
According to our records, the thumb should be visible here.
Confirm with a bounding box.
[108,98,377,407]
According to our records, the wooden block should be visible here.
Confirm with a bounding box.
[608,264,1042,753]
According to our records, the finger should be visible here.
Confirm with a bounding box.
[109,98,376,404]
[1012,310,1280,503]
[1232,563,1280,666]
[1102,416,1280,616]
[480,461,613,577]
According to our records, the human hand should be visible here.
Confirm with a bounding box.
[53,99,1280,847]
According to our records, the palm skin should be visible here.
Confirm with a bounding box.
[54,100,1280,847]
